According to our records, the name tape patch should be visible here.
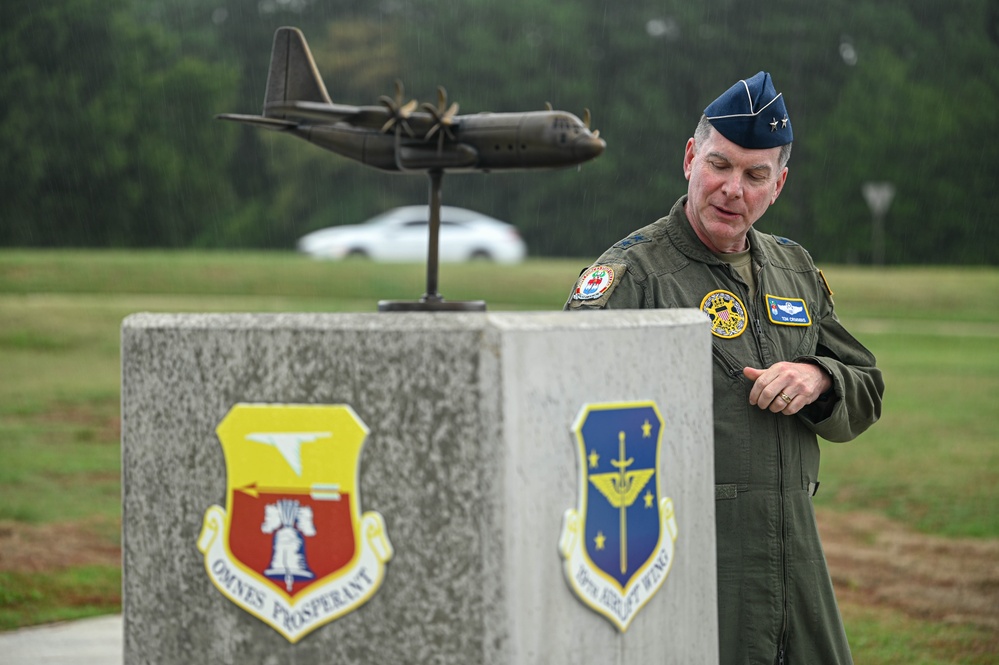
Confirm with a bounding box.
[765,295,811,326]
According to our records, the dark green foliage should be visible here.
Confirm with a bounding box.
[0,0,238,247]
[0,0,996,263]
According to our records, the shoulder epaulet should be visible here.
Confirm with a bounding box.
[567,262,629,309]
[771,235,800,246]
[613,232,653,250]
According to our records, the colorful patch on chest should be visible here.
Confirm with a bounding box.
[700,290,747,339]
[765,294,811,326]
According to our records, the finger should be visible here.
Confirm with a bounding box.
[754,377,783,409]
[743,367,764,404]
[780,393,807,416]
[769,390,794,413]
[782,395,803,416]
[746,369,772,406]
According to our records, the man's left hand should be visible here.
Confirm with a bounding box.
[743,362,832,415]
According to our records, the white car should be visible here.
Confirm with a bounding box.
[296,206,527,263]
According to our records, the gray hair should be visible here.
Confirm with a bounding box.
[693,115,792,169]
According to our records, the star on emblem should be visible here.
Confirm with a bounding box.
[588,449,600,468]
[770,117,779,132]
[644,490,654,508]
[642,419,652,437]
[594,531,606,550]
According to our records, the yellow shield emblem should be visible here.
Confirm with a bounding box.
[197,404,392,643]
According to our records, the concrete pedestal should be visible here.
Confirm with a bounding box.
[121,310,716,664]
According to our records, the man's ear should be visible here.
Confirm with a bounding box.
[772,166,789,204]
[683,137,696,181]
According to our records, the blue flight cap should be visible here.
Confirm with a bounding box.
[704,71,792,149]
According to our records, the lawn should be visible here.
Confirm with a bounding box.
[0,251,996,664]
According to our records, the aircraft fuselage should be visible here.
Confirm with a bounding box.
[299,110,604,173]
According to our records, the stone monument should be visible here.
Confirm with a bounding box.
[121,310,717,663]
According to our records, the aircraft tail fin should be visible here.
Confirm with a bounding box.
[263,27,332,116]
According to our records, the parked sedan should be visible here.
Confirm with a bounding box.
[296,206,527,263]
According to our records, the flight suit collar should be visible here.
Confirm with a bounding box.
[665,196,773,268]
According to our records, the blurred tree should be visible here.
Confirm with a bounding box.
[794,0,999,263]
[0,0,238,247]
[0,0,996,264]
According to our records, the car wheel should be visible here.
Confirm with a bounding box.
[346,248,369,259]
[469,249,493,261]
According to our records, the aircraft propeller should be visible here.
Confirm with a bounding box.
[545,103,600,139]
[583,108,600,139]
[422,86,459,153]
[379,80,418,136]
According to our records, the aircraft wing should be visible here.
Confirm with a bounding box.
[215,114,298,131]
[265,101,410,131]
[265,101,368,122]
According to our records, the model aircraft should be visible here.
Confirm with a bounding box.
[217,27,606,173]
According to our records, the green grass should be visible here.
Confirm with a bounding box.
[0,249,582,308]
[841,604,997,665]
[0,397,121,523]
[0,250,997,664]
[0,567,121,630]
[815,332,999,538]
[819,265,999,324]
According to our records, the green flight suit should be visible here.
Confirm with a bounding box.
[566,197,884,665]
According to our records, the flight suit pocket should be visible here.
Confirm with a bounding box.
[711,344,753,487]
[715,484,738,500]
[785,300,820,358]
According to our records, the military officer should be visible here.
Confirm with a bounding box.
[566,72,884,664]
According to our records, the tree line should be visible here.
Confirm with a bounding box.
[2,0,997,264]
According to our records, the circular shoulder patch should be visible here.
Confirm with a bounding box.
[573,264,616,301]
[700,289,747,339]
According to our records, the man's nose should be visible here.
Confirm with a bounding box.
[721,173,743,198]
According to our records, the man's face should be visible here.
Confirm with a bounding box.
[682,127,788,253]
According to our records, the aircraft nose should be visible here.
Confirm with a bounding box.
[574,134,606,162]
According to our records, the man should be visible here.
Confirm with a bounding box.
[566,72,884,664]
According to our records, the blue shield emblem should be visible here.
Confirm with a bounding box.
[559,401,678,631]
[582,406,661,588]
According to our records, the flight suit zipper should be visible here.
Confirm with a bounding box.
[743,264,790,665]
[775,421,789,665]
[725,260,791,664]
[756,291,790,665]
[757,313,790,664]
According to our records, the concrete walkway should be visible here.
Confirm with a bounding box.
[0,615,122,665]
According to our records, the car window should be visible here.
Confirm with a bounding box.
[399,219,465,228]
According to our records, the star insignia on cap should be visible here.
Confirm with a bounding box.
[770,117,778,132]
[781,115,788,129]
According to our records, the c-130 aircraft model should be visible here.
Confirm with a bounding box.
[218,27,606,310]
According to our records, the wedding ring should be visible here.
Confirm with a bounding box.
[779,392,793,404]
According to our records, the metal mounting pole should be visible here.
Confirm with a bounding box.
[378,170,486,312]
[424,169,444,304]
